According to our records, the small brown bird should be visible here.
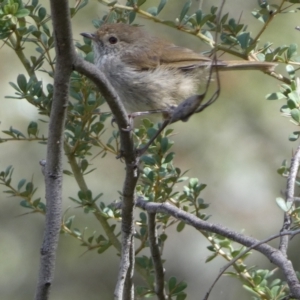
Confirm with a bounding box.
[81,23,276,114]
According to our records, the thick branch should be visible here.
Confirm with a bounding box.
[34,0,76,299]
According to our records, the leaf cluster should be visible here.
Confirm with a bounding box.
[1,0,300,299]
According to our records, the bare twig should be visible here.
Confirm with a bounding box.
[34,0,76,299]
[148,212,166,299]
[279,144,300,254]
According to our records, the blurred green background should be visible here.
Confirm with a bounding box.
[0,0,300,299]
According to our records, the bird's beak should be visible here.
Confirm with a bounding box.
[80,32,95,39]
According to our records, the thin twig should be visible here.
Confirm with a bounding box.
[204,229,300,300]
[198,0,204,11]
[251,0,285,45]
[64,143,122,251]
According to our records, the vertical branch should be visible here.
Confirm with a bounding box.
[115,160,138,299]
[148,212,166,300]
[279,144,300,254]
[74,58,138,299]
[34,0,75,299]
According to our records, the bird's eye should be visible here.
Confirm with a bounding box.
[108,36,118,44]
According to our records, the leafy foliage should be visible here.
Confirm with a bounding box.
[1,0,300,299]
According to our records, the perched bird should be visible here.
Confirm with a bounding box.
[81,23,276,114]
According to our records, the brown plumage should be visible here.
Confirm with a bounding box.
[81,23,277,113]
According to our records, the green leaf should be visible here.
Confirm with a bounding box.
[195,9,202,24]
[76,0,88,11]
[18,179,26,191]
[189,178,199,187]
[43,24,51,37]
[26,182,33,194]
[38,7,46,20]
[140,212,147,222]
[17,74,27,93]
[288,91,300,104]
[164,152,175,164]
[64,216,75,229]
[73,228,81,236]
[176,293,187,300]
[176,221,185,232]
[179,0,192,22]
[173,281,187,294]
[27,121,38,136]
[5,165,13,177]
[160,233,167,241]
[286,64,295,79]
[221,12,229,24]
[289,132,300,141]
[265,92,286,100]
[147,6,157,16]
[243,284,261,296]
[275,197,292,212]
[291,108,300,123]
[157,0,167,14]
[32,0,39,7]
[168,276,177,292]
[81,159,88,172]
[103,207,114,218]
[136,256,149,268]
[20,200,32,209]
[140,155,156,166]
[97,242,111,254]
[205,252,218,262]
[32,198,40,207]
[137,0,146,6]
[8,81,22,93]
[15,8,30,18]
[10,127,26,138]
[237,32,250,49]
[63,170,73,176]
[160,137,169,154]
[287,44,297,60]
[128,11,136,24]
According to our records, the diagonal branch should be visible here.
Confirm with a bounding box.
[135,198,300,298]
[204,228,300,300]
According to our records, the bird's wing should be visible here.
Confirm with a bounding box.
[121,39,213,71]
